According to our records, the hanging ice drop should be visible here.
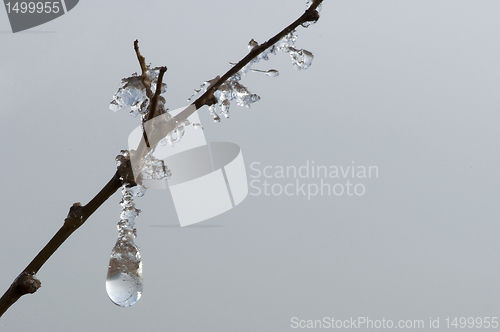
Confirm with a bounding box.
[250,68,279,77]
[106,231,143,307]
[106,183,143,307]
[290,48,314,70]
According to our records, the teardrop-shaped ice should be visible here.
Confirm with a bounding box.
[106,232,143,307]
[290,49,314,70]
[250,68,279,77]
[266,69,279,77]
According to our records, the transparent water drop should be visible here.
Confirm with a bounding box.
[106,231,143,307]
[128,184,147,197]
[266,69,279,77]
[301,21,314,28]
[209,105,220,122]
[251,68,279,77]
[290,48,314,70]
[220,99,230,118]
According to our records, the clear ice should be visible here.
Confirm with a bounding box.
[289,48,314,70]
[141,151,172,180]
[189,26,316,122]
[109,66,168,118]
[106,230,143,307]
[106,169,144,307]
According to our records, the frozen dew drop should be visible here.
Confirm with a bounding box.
[290,49,314,70]
[129,184,147,197]
[209,105,221,122]
[266,69,279,77]
[301,21,313,28]
[106,231,143,307]
[248,39,259,51]
[250,68,279,77]
[109,100,121,112]
[220,99,230,118]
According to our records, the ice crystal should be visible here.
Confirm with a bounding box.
[164,119,190,146]
[289,48,314,70]
[141,152,172,180]
[110,66,167,118]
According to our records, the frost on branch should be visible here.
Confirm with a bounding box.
[109,66,168,118]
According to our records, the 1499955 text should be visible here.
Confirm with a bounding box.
[5,2,60,14]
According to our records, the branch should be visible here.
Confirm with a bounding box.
[134,40,154,99]
[0,157,135,317]
[134,0,323,160]
[0,0,323,318]
[145,66,167,123]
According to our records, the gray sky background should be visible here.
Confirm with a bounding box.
[1,1,500,331]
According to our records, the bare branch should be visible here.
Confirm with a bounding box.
[0,0,323,317]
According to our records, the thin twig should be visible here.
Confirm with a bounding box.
[145,66,167,123]
[134,40,153,99]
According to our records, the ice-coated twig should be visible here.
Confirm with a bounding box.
[0,0,324,318]
[188,0,321,111]
[133,0,323,158]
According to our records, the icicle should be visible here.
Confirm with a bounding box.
[106,184,144,307]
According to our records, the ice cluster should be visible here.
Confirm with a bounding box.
[109,66,168,118]
[141,152,172,180]
[190,27,315,122]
